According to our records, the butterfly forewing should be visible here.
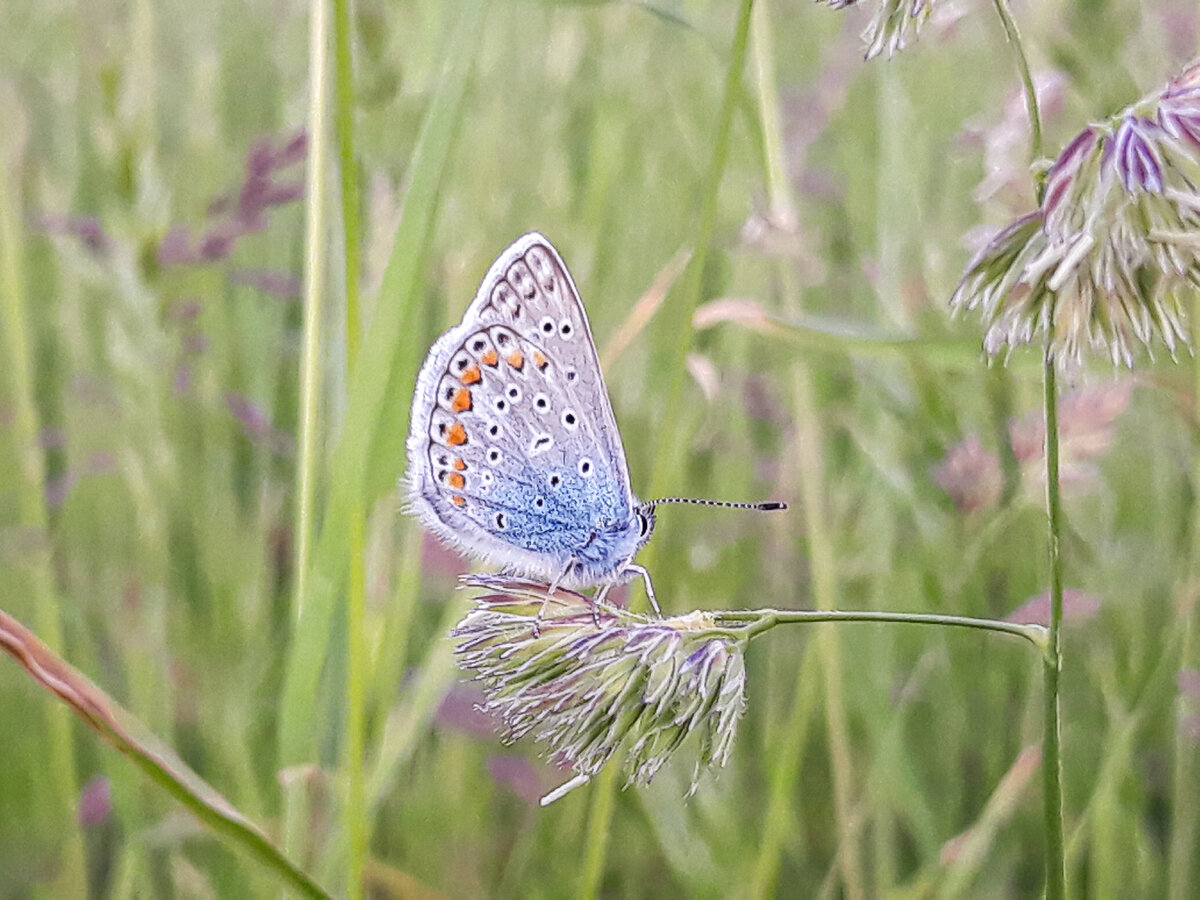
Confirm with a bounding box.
[469,237,630,487]
[406,233,642,584]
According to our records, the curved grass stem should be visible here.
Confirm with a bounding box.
[990,0,1043,182]
[990,1,1064,895]
[715,608,1048,650]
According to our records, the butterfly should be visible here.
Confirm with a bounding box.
[405,233,784,613]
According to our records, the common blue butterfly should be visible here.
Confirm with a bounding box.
[405,233,784,612]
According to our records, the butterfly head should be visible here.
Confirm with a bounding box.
[634,503,657,551]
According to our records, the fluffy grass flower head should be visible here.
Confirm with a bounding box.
[452,575,748,803]
[953,60,1200,366]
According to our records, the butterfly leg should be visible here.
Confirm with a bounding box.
[623,563,662,618]
[536,557,580,633]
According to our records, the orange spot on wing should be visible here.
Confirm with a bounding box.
[506,350,524,370]
[533,351,548,370]
[480,349,499,366]
[446,422,467,446]
[452,457,467,471]
[451,388,472,412]
[460,365,482,385]
[452,495,466,507]
[447,472,465,489]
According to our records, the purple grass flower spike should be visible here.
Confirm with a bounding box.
[35,213,112,256]
[933,437,1002,514]
[273,130,308,170]
[78,775,112,827]
[225,392,293,455]
[953,57,1200,367]
[199,225,238,261]
[1107,117,1165,193]
[44,473,78,508]
[1178,668,1200,699]
[67,215,111,255]
[228,268,302,298]
[260,180,304,208]
[486,756,545,806]
[245,139,276,178]
[173,363,193,394]
[1043,129,1097,217]
[157,226,196,266]
[452,575,748,803]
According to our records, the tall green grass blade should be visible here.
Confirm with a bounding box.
[0,121,87,897]
[285,0,334,867]
[278,0,489,766]
[743,3,862,894]
[332,0,367,892]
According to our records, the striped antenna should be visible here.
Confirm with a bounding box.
[646,497,787,512]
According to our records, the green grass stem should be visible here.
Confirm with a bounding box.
[277,2,487,773]
[989,1,1063,895]
[0,123,88,897]
[332,0,366,894]
[579,1,758,895]
[746,10,814,891]
[720,608,1047,648]
[284,0,333,865]
[744,4,860,894]
[1168,299,1200,896]
[1040,347,1067,900]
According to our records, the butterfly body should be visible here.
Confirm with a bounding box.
[406,233,653,589]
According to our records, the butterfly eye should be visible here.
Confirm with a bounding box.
[561,409,578,429]
[578,458,593,476]
[559,318,574,339]
[539,316,556,336]
[637,510,653,538]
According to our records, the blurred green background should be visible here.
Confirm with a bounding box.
[2,0,1199,896]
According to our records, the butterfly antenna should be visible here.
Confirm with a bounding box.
[645,497,788,512]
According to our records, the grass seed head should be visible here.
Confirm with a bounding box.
[452,575,748,800]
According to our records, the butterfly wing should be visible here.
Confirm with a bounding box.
[406,233,642,584]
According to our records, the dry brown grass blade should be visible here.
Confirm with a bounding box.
[599,246,691,369]
[0,607,330,899]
